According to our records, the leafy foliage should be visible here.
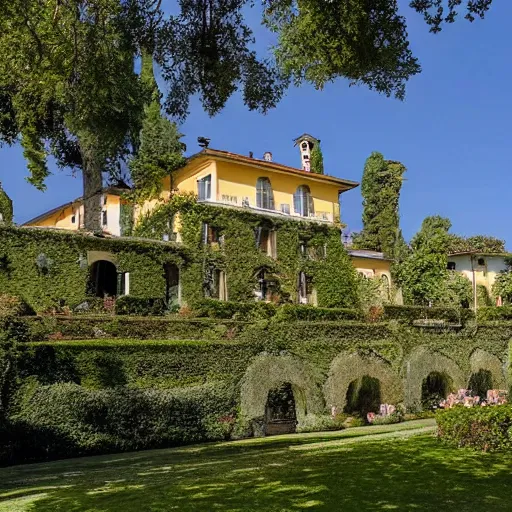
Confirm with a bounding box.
[493,271,512,304]
[352,153,405,258]
[310,144,324,175]
[447,234,505,254]
[264,0,420,100]
[437,404,512,451]
[399,216,472,306]
[0,183,13,225]
[129,53,186,201]
[0,0,146,229]
[411,0,494,33]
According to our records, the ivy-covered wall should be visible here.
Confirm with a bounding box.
[3,319,512,464]
[133,195,359,307]
[0,227,187,312]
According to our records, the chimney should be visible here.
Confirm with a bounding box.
[263,151,272,162]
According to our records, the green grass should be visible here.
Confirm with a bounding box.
[1,419,512,511]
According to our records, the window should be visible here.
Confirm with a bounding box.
[293,185,314,217]
[301,142,308,150]
[204,267,227,300]
[280,204,290,215]
[202,223,220,245]
[478,258,485,266]
[298,272,315,305]
[71,213,76,224]
[117,272,130,296]
[255,228,277,258]
[256,177,274,210]
[101,210,108,226]
[447,262,456,270]
[197,175,212,201]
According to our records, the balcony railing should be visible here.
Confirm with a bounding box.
[197,195,334,223]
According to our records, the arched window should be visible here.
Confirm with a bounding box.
[293,185,314,217]
[256,177,274,210]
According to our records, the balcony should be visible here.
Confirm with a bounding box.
[197,195,336,224]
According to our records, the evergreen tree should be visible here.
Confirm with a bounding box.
[129,53,186,202]
[310,144,324,174]
[0,183,13,225]
[352,152,405,258]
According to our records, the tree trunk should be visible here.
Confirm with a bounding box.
[80,141,103,232]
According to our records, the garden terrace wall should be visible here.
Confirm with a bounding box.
[3,321,511,464]
[0,227,188,312]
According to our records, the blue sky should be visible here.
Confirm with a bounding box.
[1,1,510,246]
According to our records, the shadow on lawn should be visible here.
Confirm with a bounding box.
[2,433,512,512]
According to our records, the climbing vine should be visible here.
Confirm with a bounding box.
[0,184,13,225]
[133,194,359,307]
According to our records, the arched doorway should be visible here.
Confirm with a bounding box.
[265,383,297,435]
[344,375,382,419]
[468,369,493,398]
[164,263,180,305]
[421,372,452,410]
[89,260,118,298]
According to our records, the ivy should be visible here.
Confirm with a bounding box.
[134,194,359,308]
[0,226,186,312]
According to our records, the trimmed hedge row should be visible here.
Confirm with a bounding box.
[21,316,249,342]
[2,382,238,465]
[193,299,362,322]
[114,296,168,316]
[383,305,473,324]
[477,307,512,322]
[436,405,512,451]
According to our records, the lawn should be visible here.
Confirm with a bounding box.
[1,419,512,511]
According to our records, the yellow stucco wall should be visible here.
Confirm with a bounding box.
[26,194,122,235]
[215,160,340,221]
[350,257,392,280]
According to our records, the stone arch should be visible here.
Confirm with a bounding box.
[324,351,402,413]
[404,346,465,409]
[240,353,323,431]
[469,349,507,391]
[87,251,117,266]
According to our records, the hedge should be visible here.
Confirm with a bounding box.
[2,381,238,465]
[477,307,512,322]
[383,305,473,324]
[436,405,512,451]
[114,296,167,316]
[19,315,249,342]
[273,304,361,322]
[193,299,277,320]
[18,339,259,389]
[192,299,362,322]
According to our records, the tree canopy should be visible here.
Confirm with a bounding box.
[0,0,495,229]
[398,216,472,307]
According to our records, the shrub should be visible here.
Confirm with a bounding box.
[273,304,362,322]
[193,299,277,321]
[20,316,248,341]
[383,305,473,324]
[4,381,236,464]
[477,307,512,322]
[436,405,512,451]
[296,414,345,433]
[114,296,167,316]
[0,295,34,318]
[370,411,403,425]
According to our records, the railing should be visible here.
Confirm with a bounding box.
[200,196,334,223]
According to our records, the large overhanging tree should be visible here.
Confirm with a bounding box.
[0,0,494,230]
